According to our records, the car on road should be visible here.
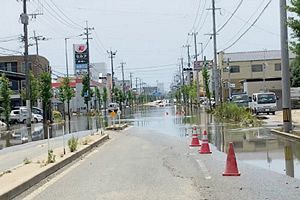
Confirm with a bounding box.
[10,109,43,124]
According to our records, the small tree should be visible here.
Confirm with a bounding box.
[20,71,40,106]
[113,88,125,110]
[62,77,74,121]
[40,72,52,124]
[81,74,92,112]
[30,71,40,107]
[102,87,108,124]
[0,74,12,130]
[95,87,101,112]
[127,90,134,108]
[288,1,300,87]
[58,85,66,120]
[202,67,212,110]
[291,60,300,87]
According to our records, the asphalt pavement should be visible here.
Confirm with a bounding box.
[16,126,300,200]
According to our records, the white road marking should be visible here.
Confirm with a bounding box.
[196,159,212,180]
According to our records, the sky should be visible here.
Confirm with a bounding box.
[0,0,288,90]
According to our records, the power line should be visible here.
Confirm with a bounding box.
[0,46,22,54]
[194,0,210,32]
[222,7,279,37]
[221,0,268,49]
[190,0,203,32]
[49,0,84,29]
[93,30,107,52]
[221,0,272,52]
[41,0,82,30]
[127,63,177,70]
[217,0,244,33]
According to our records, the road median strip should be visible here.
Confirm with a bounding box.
[0,132,109,200]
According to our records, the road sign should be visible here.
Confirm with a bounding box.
[117,109,121,115]
[110,111,116,119]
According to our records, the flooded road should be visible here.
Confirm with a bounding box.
[0,116,103,149]
[1,105,299,179]
[128,106,300,180]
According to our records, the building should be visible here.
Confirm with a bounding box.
[0,55,50,107]
[52,76,107,113]
[157,82,165,95]
[90,62,108,83]
[218,50,295,102]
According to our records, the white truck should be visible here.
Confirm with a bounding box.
[250,92,278,115]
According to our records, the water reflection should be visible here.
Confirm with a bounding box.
[129,106,300,179]
[0,116,104,149]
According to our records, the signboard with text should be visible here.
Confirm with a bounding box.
[74,44,88,76]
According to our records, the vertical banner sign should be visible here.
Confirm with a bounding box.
[74,44,88,75]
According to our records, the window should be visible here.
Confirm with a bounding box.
[275,63,281,71]
[251,64,263,72]
[0,63,5,71]
[10,80,19,91]
[10,62,17,72]
[230,66,240,73]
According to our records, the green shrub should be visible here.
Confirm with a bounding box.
[47,150,56,164]
[213,103,260,126]
[68,136,78,152]
[53,111,62,122]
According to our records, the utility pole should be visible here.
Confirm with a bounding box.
[180,57,185,86]
[31,31,47,55]
[280,0,292,132]
[199,42,204,61]
[65,38,69,77]
[120,62,126,96]
[129,72,133,89]
[107,50,117,101]
[210,0,220,105]
[20,0,31,127]
[189,32,200,105]
[83,21,94,111]
[135,77,138,93]
[227,58,231,100]
[183,44,192,84]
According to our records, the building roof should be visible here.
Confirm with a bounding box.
[222,50,296,62]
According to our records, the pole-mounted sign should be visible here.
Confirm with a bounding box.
[74,44,88,76]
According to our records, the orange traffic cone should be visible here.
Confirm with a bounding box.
[198,130,212,154]
[190,127,201,147]
[223,142,240,176]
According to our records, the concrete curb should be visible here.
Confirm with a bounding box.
[271,129,300,141]
[0,134,109,200]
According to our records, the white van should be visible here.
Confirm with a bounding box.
[250,92,278,115]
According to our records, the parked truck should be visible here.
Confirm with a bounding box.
[250,92,278,115]
[230,93,250,108]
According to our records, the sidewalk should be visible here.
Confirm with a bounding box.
[0,129,98,173]
[0,129,116,200]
